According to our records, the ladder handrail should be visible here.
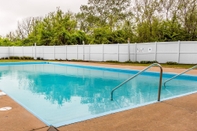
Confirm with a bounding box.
[110,63,163,101]
[164,65,197,87]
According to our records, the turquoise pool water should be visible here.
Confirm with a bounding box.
[0,62,196,127]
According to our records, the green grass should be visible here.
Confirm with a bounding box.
[0,59,196,69]
[101,61,196,69]
[0,60,38,62]
[157,64,195,69]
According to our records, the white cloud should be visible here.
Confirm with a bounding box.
[0,0,88,37]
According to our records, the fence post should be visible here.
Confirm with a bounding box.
[65,45,67,60]
[22,46,24,57]
[54,45,55,60]
[32,45,33,58]
[102,43,104,61]
[42,45,44,59]
[155,42,157,61]
[83,41,85,61]
[12,46,14,57]
[135,42,137,62]
[8,46,10,58]
[177,40,181,63]
[117,43,119,62]
[128,38,130,61]
[77,44,78,60]
[34,43,37,59]
[89,44,91,61]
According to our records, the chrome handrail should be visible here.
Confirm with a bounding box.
[164,65,197,87]
[110,63,163,101]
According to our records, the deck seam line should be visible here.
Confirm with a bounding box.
[29,126,48,131]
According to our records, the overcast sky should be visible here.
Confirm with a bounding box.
[0,0,88,37]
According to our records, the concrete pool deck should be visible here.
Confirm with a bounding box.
[0,62,197,131]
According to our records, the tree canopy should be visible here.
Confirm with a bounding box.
[1,0,197,46]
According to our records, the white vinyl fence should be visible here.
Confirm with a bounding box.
[0,41,197,64]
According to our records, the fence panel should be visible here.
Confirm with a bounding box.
[77,45,84,60]
[12,47,24,57]
[117,44,129,62]
[0,47,9,58]
[156,42,178,63]
[179,41,197,64]
[104,44,118,61]
[43,46,54,60]
[23,46,34,57]
[84,45,90,61]
[90,45,103,61]
[67,45,78,60]
[54,46,66,60]
[136,43,156,62]
[36,46,43,58]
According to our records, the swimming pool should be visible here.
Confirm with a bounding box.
[0,62,196,127]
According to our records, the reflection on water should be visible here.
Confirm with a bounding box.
[0,64,196,126]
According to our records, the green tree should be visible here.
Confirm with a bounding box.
[28,8,80,45]
[176,0,197,40]
[90,27,111,44]
[79,0,131,32]
[2,0,197,46]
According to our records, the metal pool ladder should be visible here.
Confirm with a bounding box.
[110,63,163,101]
[164,65,197,87]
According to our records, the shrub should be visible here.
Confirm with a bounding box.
[9,56,14,59]
[140,61,158,64]
[166,61,178,65]
[106,60,119,63]
[125,61,140,64]
[36,57,44,60]
[29,56,34,60]
[7,56,34,60]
